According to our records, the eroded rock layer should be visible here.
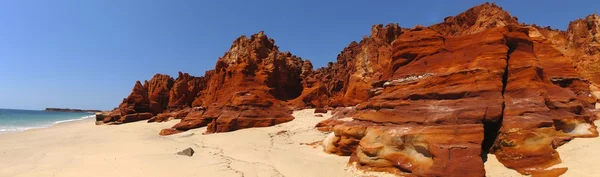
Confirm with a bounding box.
[318,3,599,176]
[491,26,598,176]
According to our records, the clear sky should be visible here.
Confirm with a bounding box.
[0,0,597,110]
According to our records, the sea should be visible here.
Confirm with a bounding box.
[0,108,95,133]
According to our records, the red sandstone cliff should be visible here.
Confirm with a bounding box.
[317,3,599,176]
[99,2,600,176]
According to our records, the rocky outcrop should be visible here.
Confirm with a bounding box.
[116,74,174,117]
[118,81,151,116]
[160,31,305,134]
[322,24,508,176]
[297,23,404,107]
[491,26,598,176]
[168,72,207,110]
[430,2,519,36]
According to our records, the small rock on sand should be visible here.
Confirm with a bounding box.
[176,148,195,157]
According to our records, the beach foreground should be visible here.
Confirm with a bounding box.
[0,109,348,177]
[0,109,598,177]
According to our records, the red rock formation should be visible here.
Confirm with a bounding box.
[104,74,174,123]
[318,4,599,176]
[161,31,305,134]
[102,2,600,176]
[118,81,151,116]
[144,74,174,115]
[168,72,207,110]
[491,26,597,176]
[298,23,404,107]
[322,25,508,176]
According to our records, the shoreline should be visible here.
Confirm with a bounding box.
[0,114,96,135]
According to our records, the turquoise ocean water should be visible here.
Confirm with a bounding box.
[0,108,95,133]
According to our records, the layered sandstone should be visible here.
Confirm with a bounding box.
[491,25,598,176]
[323,24,508,176]
[319,3,599,176]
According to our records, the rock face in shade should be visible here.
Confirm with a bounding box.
[102,2,600,176]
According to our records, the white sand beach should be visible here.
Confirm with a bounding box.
[0,109,348,177]
[1,109,598,177]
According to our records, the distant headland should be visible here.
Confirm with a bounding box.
[45,108,102,113]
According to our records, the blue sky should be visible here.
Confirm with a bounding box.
[0,0,597,110]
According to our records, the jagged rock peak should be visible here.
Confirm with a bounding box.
[430,2,519,35]
[370,23,403,44]
[301,59,314,77]
[221,31,279,65]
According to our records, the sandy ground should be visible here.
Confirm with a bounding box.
[0,109,598,177]
[0,109,349,177]
[485,120,600,177]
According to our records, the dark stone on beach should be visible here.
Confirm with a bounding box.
[176,147,195,157]
[315,114,323,117]
[314,108,327,114]
[95,113,105,121]
[118,113,154,123]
